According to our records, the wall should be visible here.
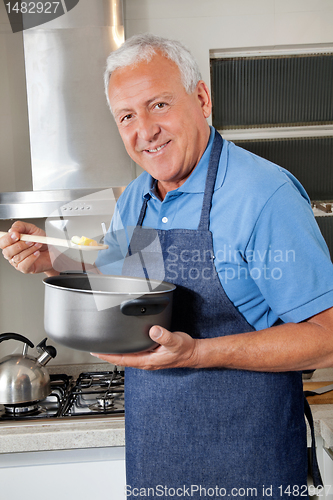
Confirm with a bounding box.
[125,0,333,93]
[1,0,332,365]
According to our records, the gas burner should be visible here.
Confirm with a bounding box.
[62,370,125,417]
[4,402,41,416]
[89,397,116,412]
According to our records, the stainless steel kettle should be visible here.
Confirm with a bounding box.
[0,333,57,405]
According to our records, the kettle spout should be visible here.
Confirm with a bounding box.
[36,338,57,366]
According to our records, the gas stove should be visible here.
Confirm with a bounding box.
[0,368,124,421]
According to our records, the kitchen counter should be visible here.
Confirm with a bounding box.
[1,365,333,455]
[0,416,125,454]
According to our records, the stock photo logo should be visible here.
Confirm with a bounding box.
[3,0,80,32]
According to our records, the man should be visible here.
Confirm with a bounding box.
[2,34,333,498]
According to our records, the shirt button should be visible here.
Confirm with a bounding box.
[162,217,168,223]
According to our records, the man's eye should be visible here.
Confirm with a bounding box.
[121,114,133,123]
[154,102,166,109]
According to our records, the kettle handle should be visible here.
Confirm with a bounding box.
[0,332,34,348]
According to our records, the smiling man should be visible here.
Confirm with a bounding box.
[91,33,333,498]
[2,33,333,499]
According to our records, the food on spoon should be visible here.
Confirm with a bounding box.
[71,235,98,246]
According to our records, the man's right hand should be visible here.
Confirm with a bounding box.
[0,221,56,275]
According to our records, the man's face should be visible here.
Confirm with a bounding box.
[108,53,211,198]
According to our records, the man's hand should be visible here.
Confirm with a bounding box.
[0,221,55,275]
[91,326,200,370]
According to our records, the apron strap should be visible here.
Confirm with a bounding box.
[304,396,323,487]
[136,194,151,228]
[198,131,224,231]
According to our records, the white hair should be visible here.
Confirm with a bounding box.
[104,33,202,112]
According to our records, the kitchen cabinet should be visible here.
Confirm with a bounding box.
[0,446,126,500]
[312,435,333,500]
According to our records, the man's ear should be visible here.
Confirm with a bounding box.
[196,80,212,119]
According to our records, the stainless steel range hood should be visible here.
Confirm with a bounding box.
[0,187,126,219]
[0,0,133,220]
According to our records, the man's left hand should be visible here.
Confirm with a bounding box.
[91,326,200,370]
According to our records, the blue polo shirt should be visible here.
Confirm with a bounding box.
[96,127,333,331]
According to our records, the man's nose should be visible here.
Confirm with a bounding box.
[137,113,160,142]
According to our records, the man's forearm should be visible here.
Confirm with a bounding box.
[195,307,333,372]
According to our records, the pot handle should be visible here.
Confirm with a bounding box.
[0,332,34,348]
[120,297,170,316]
[60,271,87,275]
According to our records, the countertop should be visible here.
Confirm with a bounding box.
[1,365,333,455]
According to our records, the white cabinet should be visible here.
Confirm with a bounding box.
[322,447,333,499]
[0,446,126,500]
[310,436,333,499]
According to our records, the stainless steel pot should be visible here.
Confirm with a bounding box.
[0,333,57,404]
[43,274,176,354]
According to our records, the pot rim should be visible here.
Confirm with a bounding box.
[43,274,176,296]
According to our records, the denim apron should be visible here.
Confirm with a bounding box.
[123,132,311,499]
